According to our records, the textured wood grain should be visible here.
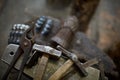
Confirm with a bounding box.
[49,59,73,80]
[34,54,49,80]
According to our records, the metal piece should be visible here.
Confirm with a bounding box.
[41,19,53,36]
[46,19,53,26]
[57,45,88,77]
[13,24,30,31]
[17,26,33,80]
[35,23,42,28]
[37,20,43,25]
[33,43,62,80]
[45,24,51,30]
[1,25,33,80]
[26,51,39,67]
[35,16,47,33]
[33,44,62,58]
[8,24,30,44]
[1,46,23,80]
[49,16,80,80]
[51,27,73,48]
[33,43,61,80]
[39,16,46,22]
[27,44,62,68]
[41,28,49,36]
[49,50,98,80]
[41,26,51,36]
[1,44,19,64]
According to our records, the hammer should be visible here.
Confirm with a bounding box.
[34,16,85,80]
[48,16,87,80]
[48,46,88,80]
[32,44,62,80]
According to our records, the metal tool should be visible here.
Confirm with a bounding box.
[1,24,30,66]
[1,44,19,64]
[41,19,53,36]
[32,44,62,80]
[49,46,100,80]
[16,26,33,80]
[32,44,61,58]
[1,25,34,80]
[35,16,46,33]
[48,46,88,80]
[32,16,78,80]
[57,45,88,76]
[49,16,87,80]
[1,46,23,80]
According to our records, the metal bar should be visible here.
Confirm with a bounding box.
[1,47,23,80]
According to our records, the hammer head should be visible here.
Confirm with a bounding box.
[33,44,62,59]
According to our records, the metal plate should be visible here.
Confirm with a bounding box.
[33,44,62,58]
[1,44,19,64]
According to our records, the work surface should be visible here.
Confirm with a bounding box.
[0,55,100,80]
[0,31,115,80]
[0,0,120,79]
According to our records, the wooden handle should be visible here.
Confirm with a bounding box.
[48,59,73,80]
[34,54,49,80]
[49,58,99,80]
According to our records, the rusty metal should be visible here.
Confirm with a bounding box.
[33,16,79,80]
[8,24,30,44]
[49,16,88,79]
[1,16,61,80]
[57,45,88,77]
[0,15,112,79]
[32,44,62,58]
[1,25,34,80]
[28,43,62,66]
[16,24,35,80]
[32,44,62,80]
[51,16,78,48]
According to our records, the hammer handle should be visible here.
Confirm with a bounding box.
[49,58,98,80]
[49,59,73,80]
[34,54,49,80]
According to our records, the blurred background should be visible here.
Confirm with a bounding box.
[0,0,120,79]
